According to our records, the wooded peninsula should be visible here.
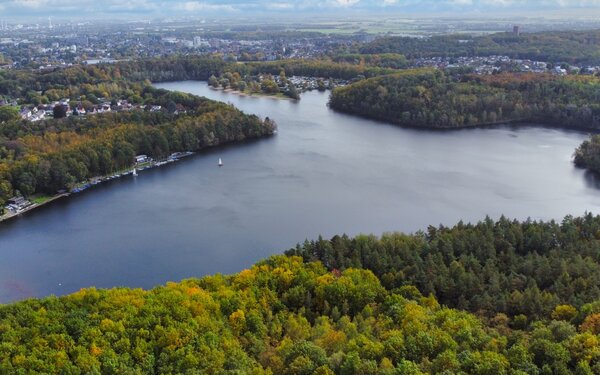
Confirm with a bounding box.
[329,70,600,130]
[0,60,277,211]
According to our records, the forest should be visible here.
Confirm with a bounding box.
[358,30,600,65]
[328,69,600,129]
[287,214,600,321]
[6,215,600,373]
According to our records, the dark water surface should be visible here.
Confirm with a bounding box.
[1,81,598,302]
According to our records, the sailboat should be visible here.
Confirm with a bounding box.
[218,158,223,167]
[132,167,138,176]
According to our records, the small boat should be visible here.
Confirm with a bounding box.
[218,158,223,167]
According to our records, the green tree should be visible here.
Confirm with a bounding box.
[53,104,67,119]
[0,106,19,122]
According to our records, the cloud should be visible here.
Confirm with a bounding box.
[267,2,294,10]
[15,0,48,9]
[173,1,237,12]
[1,0,600,18]
[332,0,361,6]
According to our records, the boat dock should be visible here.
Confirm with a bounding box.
[69,151,195,194]
[0,193,70,223]
[0,151,196,223]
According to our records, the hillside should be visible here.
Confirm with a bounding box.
[4,216,600,372]
[287,214,600,320]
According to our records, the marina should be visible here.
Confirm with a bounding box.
[0,151,195,222]
[64,152,194,194]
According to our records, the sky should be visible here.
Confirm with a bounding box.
[1,0,600,19]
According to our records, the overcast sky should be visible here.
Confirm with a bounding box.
[1,0,600,19]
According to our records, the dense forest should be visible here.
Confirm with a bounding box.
[329,69,600,129]
[287,214,600,321]
[359,30,600,65]
[7,220,600,373]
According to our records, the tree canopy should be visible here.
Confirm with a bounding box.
[5,226,600,373]
[359,30,600,65]
[329,69,600,129]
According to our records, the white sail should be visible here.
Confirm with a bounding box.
[218,158,223,167]
[132,168,138,176]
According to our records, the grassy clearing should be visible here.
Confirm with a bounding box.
[31,195,52,204]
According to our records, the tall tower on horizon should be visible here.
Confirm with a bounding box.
[513,25,520,36]
[48,16,53,29]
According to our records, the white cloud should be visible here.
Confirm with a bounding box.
[174,1,237,11]
[268,2,294,9]
[14,0,49,9]
[1,0,600,17]
[331,0,361,6]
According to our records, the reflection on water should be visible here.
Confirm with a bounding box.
[584,170,600,189]
[0,81,598,302]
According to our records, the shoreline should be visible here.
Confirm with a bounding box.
[0,132,272,224]
[328,108,600,133]
[0,151,197,224]
[0,193,70,223]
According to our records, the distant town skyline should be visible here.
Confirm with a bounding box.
[1,0,600,19]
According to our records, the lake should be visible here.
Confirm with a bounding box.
[1,81,598,302]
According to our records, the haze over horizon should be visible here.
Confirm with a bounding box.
[1,0,600,20]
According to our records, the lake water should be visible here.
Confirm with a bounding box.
[1,81,598,302]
